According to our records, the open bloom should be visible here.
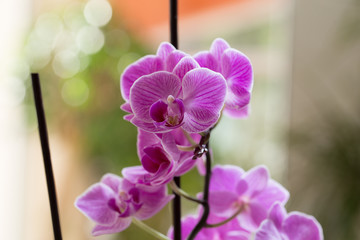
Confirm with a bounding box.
[75,173,173,236]
[120,42,227,133]
[207,165,289,232]
[129,68,227,133]
[255,202,323,240]
[194,38,253,118]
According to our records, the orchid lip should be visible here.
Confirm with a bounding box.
[149,96,185,127]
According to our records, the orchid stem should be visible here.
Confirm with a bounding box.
[169,180,204,204]
[132,218,170,240]
[187,132,212,240]
[205,205,244,228]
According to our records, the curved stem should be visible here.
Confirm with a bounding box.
[169,180,204,204]
[177,144,198,152]
[181,128,198,146]
[187,132,212,240]
[132,218,170,240]
[205,205,244,228]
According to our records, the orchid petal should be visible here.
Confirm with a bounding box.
[165,50,188,72]
[75,183,118,226]
[221,48,253,92]
[130,72,181,121]
[92,218,132,236]
[283,212,323,240]
[243,165,269,197]
[193,51,219,72]
[209,191,238,217]
[255,180,289,210]
[172,56,200,80]
[121,55,163,101]
[135,188,174,220]
[101,174,122,193]
[255,220,282,240]
[210,165,245,192]
[156,42,176,61]
[268,202,287,230]
[182,68,226,133]
[210,38,230,62]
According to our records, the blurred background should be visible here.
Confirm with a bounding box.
[0,0,359,239]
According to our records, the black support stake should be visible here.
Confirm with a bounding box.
[31,73,63,240]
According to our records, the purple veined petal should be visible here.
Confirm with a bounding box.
[221,48,253,92]
[283,212,323,240]
[160,132,181,160]
[120,55,164,101]
[243,165,269,197]
[254,180,290,211]
[172,56,200,80]
[254,220,283,240]
[181,68,227,133]
[130,71,182,121]
[238,201,268,231]
[131,117,168,133]
[209,165,245,192]
[193,51,219,72]
[123,113,134,121]
[75,183,118,226]
[165,50,188,72]
[156,42,176,61]
[268,202,287,230]
[173,154,197,176]
[223,104,250,118]
[144,160,175,186]
[210,38,230,62]
[101,174,122,193]
[121,166,149,184]
[135,187,174,220]
[223,86,251,118]
[208,191,239,217]
[120,102,132,113]
[92,217,132,236]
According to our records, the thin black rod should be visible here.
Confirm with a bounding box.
[188,134,212,240]
[31,73,63,240]
[170,0,178,48]
[170,0,180,239]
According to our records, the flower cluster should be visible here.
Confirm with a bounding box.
[75,39,323,240]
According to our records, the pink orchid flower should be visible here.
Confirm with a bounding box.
[207,165,289,232]
[75,173,173,236]
[255,202,323,240]
[194,38,253,118]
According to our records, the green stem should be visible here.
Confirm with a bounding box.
[169,180,204,204]
[205,205,244,228]
[132,218,170,240]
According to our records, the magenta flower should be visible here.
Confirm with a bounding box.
[207,165,289,231]
[168,210,250,240]
[75,173,173,236]
[255,202,323,240]
[194,38,253,118]
[120,42,227,133]
[129,67,227,133]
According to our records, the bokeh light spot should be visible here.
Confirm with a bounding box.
[61,78,89,106]
[52,50,80,78]
[76,26,105,54]
[83,0,112,27]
